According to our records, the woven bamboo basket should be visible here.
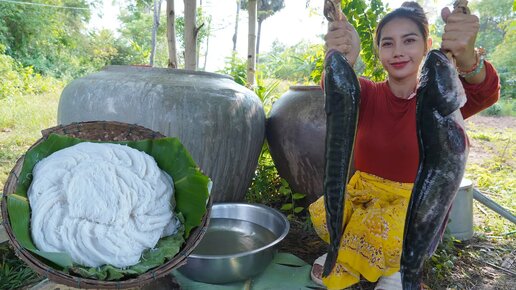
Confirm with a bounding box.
[1,121,212,289]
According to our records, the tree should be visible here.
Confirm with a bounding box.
[255,0,285,56]
[259,40,324,84]
[233,0,241,52]
[340,0,387,81]
[470,0,514,53]
[470,0,515,100]
[241,0,285,56]
[0,0,94,77]
[117,0,209,69]
[150,0,163,66]
[490,20,515,99]
[247,0,257,86]
[184,0,197,69]
[167,0,178,68]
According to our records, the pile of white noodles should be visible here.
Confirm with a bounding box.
[27,142,181,268]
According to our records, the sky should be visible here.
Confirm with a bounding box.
[89,0,450,72]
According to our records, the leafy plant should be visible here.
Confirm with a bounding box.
[424,234,461,283]
[0,45,61,101]
[278,179,307,220]
[217,53,247,86]
[259,41,325,84]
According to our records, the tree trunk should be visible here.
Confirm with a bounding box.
[184,0,197,70]
[256,18,263,63]
[247,0,257,87]
[203,20,210,70]
[232,0,241,52]
[166,0,177,68]
[150,0,162,66]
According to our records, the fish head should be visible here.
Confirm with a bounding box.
[418,50,467,117]
[324,50,360,112]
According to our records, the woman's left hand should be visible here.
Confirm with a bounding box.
[441,7,479,72]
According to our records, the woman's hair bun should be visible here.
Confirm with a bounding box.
[401,1,424,13]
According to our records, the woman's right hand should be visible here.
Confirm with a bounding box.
[325,18,361,67]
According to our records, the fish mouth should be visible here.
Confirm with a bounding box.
[426,49,449,64]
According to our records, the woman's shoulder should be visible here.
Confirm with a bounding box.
[359,77,388,97]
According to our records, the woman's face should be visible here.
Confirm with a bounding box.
[378,17,427,82]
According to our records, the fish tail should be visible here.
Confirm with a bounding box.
[402,280,421,290]
[322,245,338,277]
[401,272,421,290]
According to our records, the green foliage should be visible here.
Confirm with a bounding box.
[482,103,503,116]
[279,179,307,220]
[490,20,515,100]
[117,7,160,65]
[255,75,280,114]
[246,147,285,205]
[496,99,516,116]
[246,146,307,220]
[217,53,248,86]
[291,0,387,81]
[470,0,515,102]
[425,235,460,282]
[341,0,387,81]
[259,41,325,84]
[471,0,514,53]
[0,45,60,101]
[0,0,95,78]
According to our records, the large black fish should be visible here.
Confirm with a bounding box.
[321,50,360,277]
[401,49,469,289]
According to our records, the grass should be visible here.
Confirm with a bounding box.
[0,82,63,187]
[465,117,515,236]
[0,243,40,290]
[0,83,63,288]
[421,116,516,289]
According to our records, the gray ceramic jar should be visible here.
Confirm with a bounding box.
[58,65,265,202]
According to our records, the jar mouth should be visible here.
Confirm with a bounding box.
[102,65,234,81]
[289,85,322,91]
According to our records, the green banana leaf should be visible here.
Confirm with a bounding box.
[6,133,211,280]
[171,253,320,289]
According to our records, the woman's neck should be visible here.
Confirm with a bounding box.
[387,77,418,100]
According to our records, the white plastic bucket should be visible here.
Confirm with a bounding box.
[446,178,474,240]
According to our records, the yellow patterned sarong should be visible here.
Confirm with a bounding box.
[309,171,413,290]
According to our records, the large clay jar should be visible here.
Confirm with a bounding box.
[266,85,325,203]
[58,65,265,202]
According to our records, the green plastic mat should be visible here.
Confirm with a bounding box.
[172,252,322,290]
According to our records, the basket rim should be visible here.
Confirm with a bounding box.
[1,121,212,289]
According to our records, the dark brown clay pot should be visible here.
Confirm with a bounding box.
[266,85,325,203]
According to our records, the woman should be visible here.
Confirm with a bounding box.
[309,2,500,289]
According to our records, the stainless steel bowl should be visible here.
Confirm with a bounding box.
[178,203,290,284]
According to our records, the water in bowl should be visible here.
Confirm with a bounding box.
[192,218,277,256]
